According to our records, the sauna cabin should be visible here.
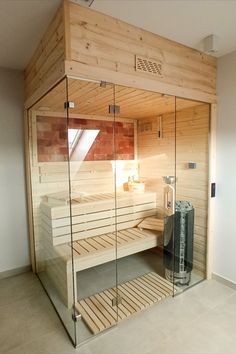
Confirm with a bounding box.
[25,0,217,347]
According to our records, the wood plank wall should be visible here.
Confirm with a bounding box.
[24,1,216,106]
[24,4,65,101]
[137,104,210,276]
[68,3,216,96]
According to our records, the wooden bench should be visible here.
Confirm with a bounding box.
[40,192,163,307]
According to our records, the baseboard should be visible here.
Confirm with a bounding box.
[212,273,236,290]
[0,265,32,280]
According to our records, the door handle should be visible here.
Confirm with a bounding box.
[164,185,175,216]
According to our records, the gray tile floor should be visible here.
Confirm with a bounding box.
[1,271,236,354]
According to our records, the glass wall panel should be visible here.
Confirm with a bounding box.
[174,98,210,288]
[67,78,118,344]
[28,76,210,347]
[27,78,76,344]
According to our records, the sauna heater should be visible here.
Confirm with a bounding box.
[164,201,194,286]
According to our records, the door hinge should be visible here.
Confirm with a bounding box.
[109,105,120,114]
[72,308,82,322]
[211,182,216,198]
[112,294,122,307]
[64,101,75,109]
[100,81,107,88]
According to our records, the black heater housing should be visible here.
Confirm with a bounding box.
[164,201,194,285]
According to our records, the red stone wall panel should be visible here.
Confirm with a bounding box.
[36,116,134,162]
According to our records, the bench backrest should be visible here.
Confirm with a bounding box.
[40,192,157,246]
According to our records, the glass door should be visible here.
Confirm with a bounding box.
[66,78,118,345]
[114,84,177,317]
[174,97,210,288]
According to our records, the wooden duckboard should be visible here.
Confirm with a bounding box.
[76,272,177,334]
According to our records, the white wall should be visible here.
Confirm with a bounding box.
[214,51,236,284]
[0,68,30,273]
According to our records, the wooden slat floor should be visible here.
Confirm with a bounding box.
[76,272,177,334]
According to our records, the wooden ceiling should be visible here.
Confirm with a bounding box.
[33,78,205,119]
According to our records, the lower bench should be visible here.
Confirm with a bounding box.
[49,227,163,307]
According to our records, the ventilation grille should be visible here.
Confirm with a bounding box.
[135,55,162,76]
[138,122,152,133]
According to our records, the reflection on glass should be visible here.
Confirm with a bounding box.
[68,119,134,161]
[69,129,100,160]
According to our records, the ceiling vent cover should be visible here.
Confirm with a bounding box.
[135,55,162,76]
